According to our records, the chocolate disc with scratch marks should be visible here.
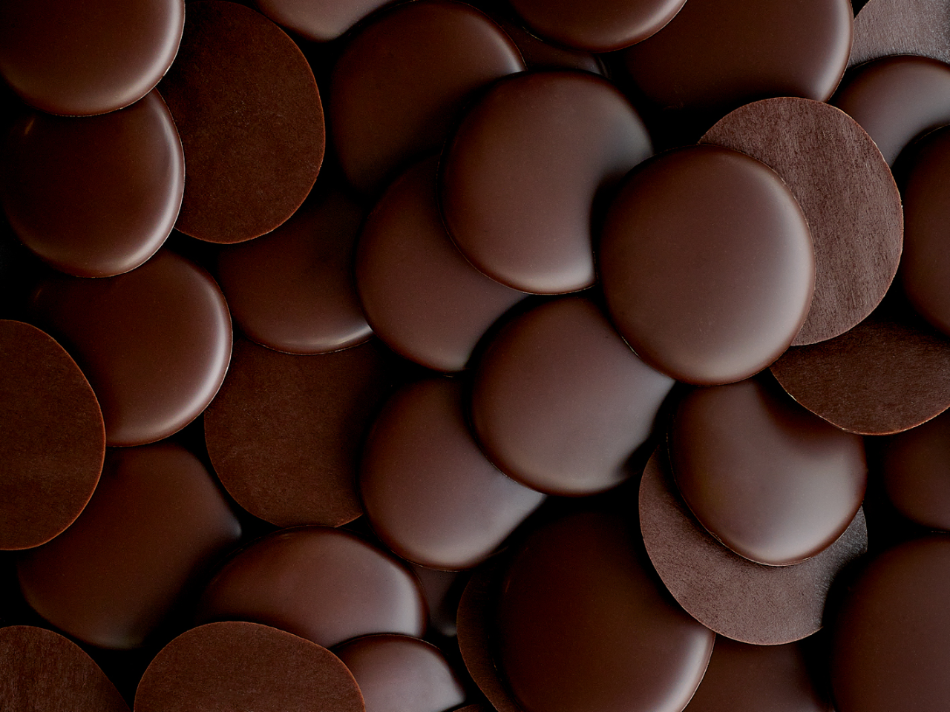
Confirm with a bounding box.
[850,0,950,67]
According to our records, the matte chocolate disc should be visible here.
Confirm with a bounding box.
[470,296,674,496]
[441,70,652,294]
[204,337,397,527]
[360,378,545,570]
[334,634,466,712]
[496,511,714,712]
[30,249,232,447]
[600,145,814,385]
[197,527,426,648]
[0,320,104,551]
[135,622,364,712]
[0,626,128,712]
[0,0,183,116]
[216,189,371,355]
[832,537,950,712]
[356,156,525,373]
[17,443,242,649]
[640,448,868,645]
[254,0,389,41]
[330,0,524,195]
[701,97,903,346]
[159,1,325,243]
[850,0,950,67]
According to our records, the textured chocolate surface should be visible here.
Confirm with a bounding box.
[850,0,950,67]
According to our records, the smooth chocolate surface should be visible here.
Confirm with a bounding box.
[254,0,390,41]
[600,145,814,385]
[409,565,465,638]
[850,0,950,67]
[486,11,604,75]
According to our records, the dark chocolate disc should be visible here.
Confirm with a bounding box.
[17,443,242,649]
[701,97,902,346]
[0,0,183,116]
[159,1,325,243]
[330,0,524,195]
[356,156,525,373]
[135,622,364,712]
[197,527,426,648]
[0,320,104,551]
[640,448,868,645]
[254,0,389,41]
[600,145,814,385]
[204,337,398,527]
[441,70,652,294]
[496,511,714,712]
[470,296,674,496]
[486,10,604,74]
[216,189,371,355]
[30,249,232,447]
[850,0,950,68]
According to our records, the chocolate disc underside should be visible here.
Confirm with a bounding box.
[850,0,950,67]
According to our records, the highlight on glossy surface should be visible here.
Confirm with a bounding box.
[254,0,390,41]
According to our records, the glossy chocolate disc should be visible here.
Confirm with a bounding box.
[600,145,814,385]
[197,527,426,648]
[701,97,902,346]
[850,0,950,67]
[17,443,242,649]
[356,156,525,373]
[486,10,604,74]
[640,448,868,645]
[330,0,524,195]
[0,0,183,116]
[254,0,389,41]
[470,296,674,496]
[159,1,325,243]
[30,249,232,447]
[0,320,104,551]
[441,70,652,294]
[135,622,364,712]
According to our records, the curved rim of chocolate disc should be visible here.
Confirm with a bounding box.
[850,0,950,67]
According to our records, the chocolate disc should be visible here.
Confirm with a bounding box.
[600,145,814,385]
[850,0,950,68]
[17,443,242,649]
[486,10,604,74]
[30,249,232,447]
[197,527,426,648]
[701,97,902,346]
[441,70,652,294]
[254,0,389,41]
[640,448,868,645]
[0,0,183,116]
[356,156,525,373]
[135,621,364,712]
[470,296,674,496]
[0,320,104,551]
[159,1,325,243]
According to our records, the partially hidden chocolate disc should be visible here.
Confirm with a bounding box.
[254,0,389,41]
[850,0,950,68]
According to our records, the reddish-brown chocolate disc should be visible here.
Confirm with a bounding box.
[197,527,426,648]
[159,1,325,243]
[204,337,398,527]
[850,0,950,68]
[1,90,184,278]
[135,622,364,712]
[701,97,902,346]
[0,320,104,551]
[254,0,389,41]
[17,443,242,649]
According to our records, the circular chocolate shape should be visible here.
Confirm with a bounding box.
[640,448,868,645]
[442,70,651,294]
[670,377,867,566]
[217,189,371,354]
[356,156,525,372]
[30,249,232,447]
[770,310,950,435]
[135,622,364,712]
[334,634,466,712]
[701,98,902,346]
[17,443,242,649]
[496,511,714,712]
[361,378,545,570]
[159,1,324,243]
[330,0,524,195]
[600,145,814,385]
[0,626,128,712]
[254,0,389,41]
[471,296,674,496]
[620,0,852,117]
[0,0,183,116]
[197,527,426,648]
[832,537,950,712]
[833,55,950,166]
[850,0,950,68]
[204,337,397,527]
[0,320,104,551]
[1,90,184,278]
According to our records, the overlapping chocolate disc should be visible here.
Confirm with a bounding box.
[254,0,389,41]
[850,0,950,67]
